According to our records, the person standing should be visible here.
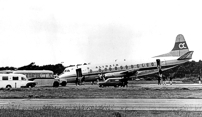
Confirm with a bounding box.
[169,72,175,85]
[162,75,166,85]
[158,73,162,85]
[198,75,201,84]
[76,77,78,86]
[169,75,173,85]
[124,79,128,87]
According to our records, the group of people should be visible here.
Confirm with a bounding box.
[158,73,174,85]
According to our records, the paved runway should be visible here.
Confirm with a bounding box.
[135,83,202,88]
[1,99,202,111]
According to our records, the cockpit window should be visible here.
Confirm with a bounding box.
[65,70,70,72]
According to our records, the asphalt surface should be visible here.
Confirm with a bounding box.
[1,98,202,111]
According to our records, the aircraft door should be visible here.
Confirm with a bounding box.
[76,68,82,85]
[76,68,82,77]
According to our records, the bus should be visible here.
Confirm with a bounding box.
[0,74,36,88]
[0,70,13,74]
[12,70,54,86]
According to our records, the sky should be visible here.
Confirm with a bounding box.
[0,0,201,67]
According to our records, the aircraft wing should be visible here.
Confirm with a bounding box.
[137,65,177,77]
[120,68,139,75]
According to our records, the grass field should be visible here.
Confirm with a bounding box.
[1,106,202,117]
[0,84,202,99]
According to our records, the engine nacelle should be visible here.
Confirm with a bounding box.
[104,72,124,78]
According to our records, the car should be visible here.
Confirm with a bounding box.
[98,78,124,87]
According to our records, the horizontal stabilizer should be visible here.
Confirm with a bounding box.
[177,51,194,60]
[153,34,189,58]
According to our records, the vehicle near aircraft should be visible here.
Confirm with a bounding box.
[0,74,36,88]
[12,70,54,80]
[98,78,126,87]
[12,70,54,86]
[54,34,193,87]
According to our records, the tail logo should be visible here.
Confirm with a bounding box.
[179,43,187,49]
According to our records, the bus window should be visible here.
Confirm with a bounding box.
[36,73,40,78]
[13,77,18,80]
[40,73,45,77]
[46,73,50,77]
[2,76,8,80]
[21,77,26,81]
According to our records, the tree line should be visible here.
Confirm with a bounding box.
[0,62,65,75]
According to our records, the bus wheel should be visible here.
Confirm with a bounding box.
[61,81,67,86]
[53,81,59,87]
[6,85,12,89]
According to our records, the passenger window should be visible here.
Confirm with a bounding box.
[109,68,112,71]
[13,77,18,80]
[2,76,8,80]
[115,67,117,70]
[105,68,107,71]
[125,65,128,69]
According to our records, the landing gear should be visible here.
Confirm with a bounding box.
[122,76,128,87]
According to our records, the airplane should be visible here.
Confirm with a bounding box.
[55,34,193,86]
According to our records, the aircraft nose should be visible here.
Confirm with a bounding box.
[59,74,66,79]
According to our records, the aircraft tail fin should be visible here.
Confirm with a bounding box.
[177,51,194,60]
[153,34,189,58]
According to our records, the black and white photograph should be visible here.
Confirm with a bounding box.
[0,0,202,116]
